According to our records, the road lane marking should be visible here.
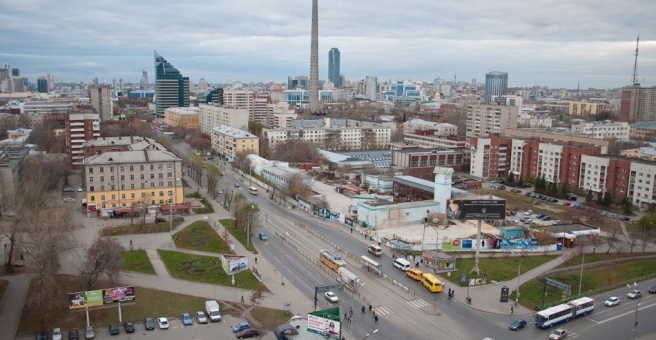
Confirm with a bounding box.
[587,301,656,324]
[407,299,430,309]
[373,306,394,315]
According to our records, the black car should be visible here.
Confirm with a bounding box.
[236,328,260,339]
[123,322,135,333]
[649,286,656,294]
[509,319,527,331]
[108,324,120,336]
[144,317,155,331]
[37,330,48,340]
[155,217,167,223]
[68,329,80,340]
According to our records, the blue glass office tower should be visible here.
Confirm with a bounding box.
[154,51,190,116]
[328,48,340,88]
[484,71,508,104]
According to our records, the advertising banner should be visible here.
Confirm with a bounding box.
[68,290,103,310]
[102,286,135,304]
[221,255,249,275]
[446,199,506,220]
[307,314,341,339]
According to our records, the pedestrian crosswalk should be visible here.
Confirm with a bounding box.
[407,299,430,309]
[373,305,394,316]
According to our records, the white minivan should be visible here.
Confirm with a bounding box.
[368,244,382,257]
[393,258,411,271]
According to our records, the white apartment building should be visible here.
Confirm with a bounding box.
[537,143,564,183]
[403,133,468,149]
[365,76,378,101]
[223,89,255,118]
[571,120,629,140]
[518,112,553,128]
[199,103,249,135]
[579,155,611,195]
[67,113,100,166]
[261,162,314,190]
[263,126,391,151]
[465,104,518,139]
[510,139,526,176]
[628,162,656,208]
[210,125,259,161]
[402,119,457,136]
[469,137,492,179]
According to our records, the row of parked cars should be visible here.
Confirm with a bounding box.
[524,191,560,203]
[562,201,631,221]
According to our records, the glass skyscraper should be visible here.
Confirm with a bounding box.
[154,51,190,116]
[328,48,340,88]
[484,71,508,104]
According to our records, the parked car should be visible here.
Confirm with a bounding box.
[524,210,533,215]
[196,311,208,324]
[69,328,80,340]
[144,317,155,330]
[628,289,642,299]
[524,218,533,223]
[324,291,339,303]
[542,216,552,221]
[63,187,74,192]
[108,324,119,336]
[123,322,135,333]
[509,210,516,216]
[174,216,185,222]
[549,328,568,340]
[605,296,620,307]
[236,328,260,339]
[536,214,546,219]
[234,183,240,188]
[181,312,193,326]
[621,216,630,221]
[155,217,167,223]
[83,326,95,339]
[233,322,250,333]
[52,328,62,340]
[525,192,532,196]
[563,202,571,207]
[157,317,170,330]
[77,187,83,192]
[509,319,527,331]
[37,331,48,340]
[549,198,559,202]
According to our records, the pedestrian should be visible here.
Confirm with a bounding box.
[129,239,132,246]
[241,296,244,303]
[374,315,378,323]
[344,312,348,320]
[415,262,419,268]
[255,257,257,264]
[511,306,514,314]
[361,305,366,314]
[350,228,353,234]
[369,304,372,312]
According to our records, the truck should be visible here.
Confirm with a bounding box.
[205,300,221,322]
[337,267,360,288]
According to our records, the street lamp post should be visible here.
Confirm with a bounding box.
[363,329,378,340]
[578,246,592,296]
[627,282,639,340]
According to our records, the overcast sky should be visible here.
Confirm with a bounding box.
[1,0,655,89]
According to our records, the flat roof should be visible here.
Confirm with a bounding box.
[541,223,599,233]
[393,175,434,192]
[212,125,257,138]
[83,150,181,165]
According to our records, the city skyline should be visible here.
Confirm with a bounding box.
[1,0,655,89]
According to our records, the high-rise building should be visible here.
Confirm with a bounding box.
[309,0,319,112]
[37,77,48,93]
[66,113,100,166]
[141,71,148,86]
[484,71,508,104]
[328,48,340,88]
[11,68,19,77]
[620,86,656,122]
[154,51,190,117]
[465,104,518,139]
[365,76,378,101]
[89,84,113,121]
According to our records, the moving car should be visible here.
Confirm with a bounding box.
[628,289,642,299]
[181,312,193,326]
[63,187,74,192]
[508,319,527,331]
[53,328,62,340]
[236,328,260,339]
[259,232,268,241]
[232,322,250,333]
[196,311,208,324]
[604,296,620,307]
[108,324,119,336]
[549,328,568,340]
[144,317,155,330]
[84,325,95,339]
[649,285,656,294]
[69,328,80,340]
[77,187,83,192]
[123,322,135,333]
[234,183,240,188]
[157,317,170,330]
[324,291,339,303]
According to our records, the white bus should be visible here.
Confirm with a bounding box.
[249,187,258,195]
[534,297,595,329]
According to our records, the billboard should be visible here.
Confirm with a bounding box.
[446,199,506,220]
[307,313,341,339]
[69,286,135,310]
[221,255,249,275]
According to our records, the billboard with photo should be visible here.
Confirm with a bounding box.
[307,313,341,339]
[445,199,506,220]
[221,255,249,275]
[69,286,135,310]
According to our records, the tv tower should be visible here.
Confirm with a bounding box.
[631,35,640,86]
[309,0,319,113]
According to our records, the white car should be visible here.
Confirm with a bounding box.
[196,311,208,324]
[324,291,339,303]
[604,296,620,307]
[157,317,170,329]
[52,328,62,340]
[77,187,83,192]
[628,289,642,299]
[524,210,533,215]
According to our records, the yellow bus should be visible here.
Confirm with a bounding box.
[320,249,346,272]
[421,273,443,293]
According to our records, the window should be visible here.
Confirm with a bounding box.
[130,184,135,189]
[89,177,94,183]
[130,175,134,180]
[168,181,172,186]
[129,165,134,171]
[159,191,164,197]
[110,176,115,181]
[110,167,114,173]
[131,193,135,199]
[99,167,104,173]
[101,195,106,201]
[120,175,125,181]
[150,174,155,179]
[120,166,124,172]
[150,182,155,188]
[167,173,173,178]
[158,173,164,179]
[88,168,94,174]
[111,194,116,200]
[140,174,145,180]
[121,194,126,199]
[158,164,163,170]
[150,165,154,170]
[159,182,164,187]
[90,195,95,201]
[140,165,144,171]
[100,185,105,191]
[89,186,95,192]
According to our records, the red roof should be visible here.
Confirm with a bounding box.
[160,204,190,211]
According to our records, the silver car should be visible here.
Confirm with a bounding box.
[196,311,208,324]
[84,325,95,339]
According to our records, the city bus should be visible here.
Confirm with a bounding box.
[360,255,383,276]
[320,249,346,272]
[534,297,595,329]
[249,187,258,195]
[421,273,443,293]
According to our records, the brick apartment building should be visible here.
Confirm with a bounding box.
[66,113,100,166]
[392,147,468,179]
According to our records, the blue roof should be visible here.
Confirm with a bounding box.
[634,121,656,128]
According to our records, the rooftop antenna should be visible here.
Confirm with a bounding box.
[632,35,640,86]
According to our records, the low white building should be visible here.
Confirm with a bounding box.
[403,119,457,136]
[260,161,314,190]
[571,120,629,140]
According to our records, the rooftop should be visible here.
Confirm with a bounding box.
[212,125,257,139]
[634,121,656,129]
[393,175,434,192]
[165,107,199,115]
[83,149,180,165]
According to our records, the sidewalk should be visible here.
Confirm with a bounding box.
[0,273,30,340]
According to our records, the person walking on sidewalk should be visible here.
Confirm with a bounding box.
[511,306,514,314]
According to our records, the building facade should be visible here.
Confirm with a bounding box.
[570,120,629,140]
[164,107,200,130]
[210,125,259,161]
[66,113,100,166]
[630,121,656,140]
[154,51,190,116]
[484,71,508,104]
[89,84,113,121]
[392,148,468,179]
[620,86,656,122]
[403,119,457,136]
[465,104,518,139]
[263,126,391,151]
[569,100,608,117]
[198,103,249,135]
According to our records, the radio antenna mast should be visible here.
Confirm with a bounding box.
[632,35,640,85]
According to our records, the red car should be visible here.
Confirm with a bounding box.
[563,202,571,207]
[236,328,259,339]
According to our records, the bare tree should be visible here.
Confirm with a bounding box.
[249,286,264,307]
[285,173,312,200]
[627,232,639,253]
[207,172,219,199]
[605,230,617,254]
[80,237,126,289]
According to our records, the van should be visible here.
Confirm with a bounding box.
[406,268,423,281]
[393,258,412,271]
[205,300,221,322]
[368,245,382,257]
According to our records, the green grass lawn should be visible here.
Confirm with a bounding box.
[122,250,156,275]
[192,197,215,214]
[440,254,559,286]
[219,219,258,253]
[557,252,656,268]
[174,221,230,253]
[16,275,274,336]
[102,221,182,236]
[157,249,267,291]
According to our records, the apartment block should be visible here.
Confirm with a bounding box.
[404,133,468,149]
[211,125,259,161]
[465,104,518,139]
[223,89,255,119]
[629,121,656,140]
[164,107,200,130]
[568,100,608,117]
[469,135,512,178]
[392,147,468,179]
[571,120,629,140]
[253,94,272,125]
[268,102,297,128]
[83,136,162,158]
[66,113,100,166]
[198,103,249,135]
[89,84,113,121]
[263,126,391,151]
[620,86,656,122]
